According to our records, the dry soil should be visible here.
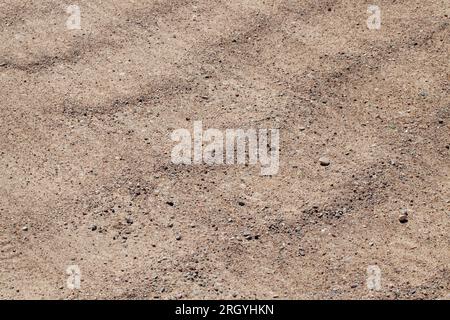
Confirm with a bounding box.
[0,0,449,299]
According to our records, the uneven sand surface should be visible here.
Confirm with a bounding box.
[0,0,449,299]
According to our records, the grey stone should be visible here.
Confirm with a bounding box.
[319,157,331,166]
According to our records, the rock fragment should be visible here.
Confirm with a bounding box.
[319,157,330,166]
[399,208,408,223]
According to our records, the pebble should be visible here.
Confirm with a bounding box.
[242,231,252,240]
[22,226,28,231]
[419,90,428,97]
[399,208,409,223]
[90,225,97,231]
[242,230,259,240]
[319,157,330,166]
[399,214,408,223]
[175,234,182,241]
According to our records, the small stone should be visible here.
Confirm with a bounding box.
[399,215,408,223]
[419,90,428,97]
[90,225,97,231]
[22,226,28,231]
[319,157,330,166]
[299,126,306,131]
[243,231,252,240]
[175,234,182,241]
[125,217,133,225]
[399,208,409,223]
[175,293,183,299]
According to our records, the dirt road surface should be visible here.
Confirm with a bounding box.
[0,0,449,299]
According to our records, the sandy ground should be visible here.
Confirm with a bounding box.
[0,0,449,300]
